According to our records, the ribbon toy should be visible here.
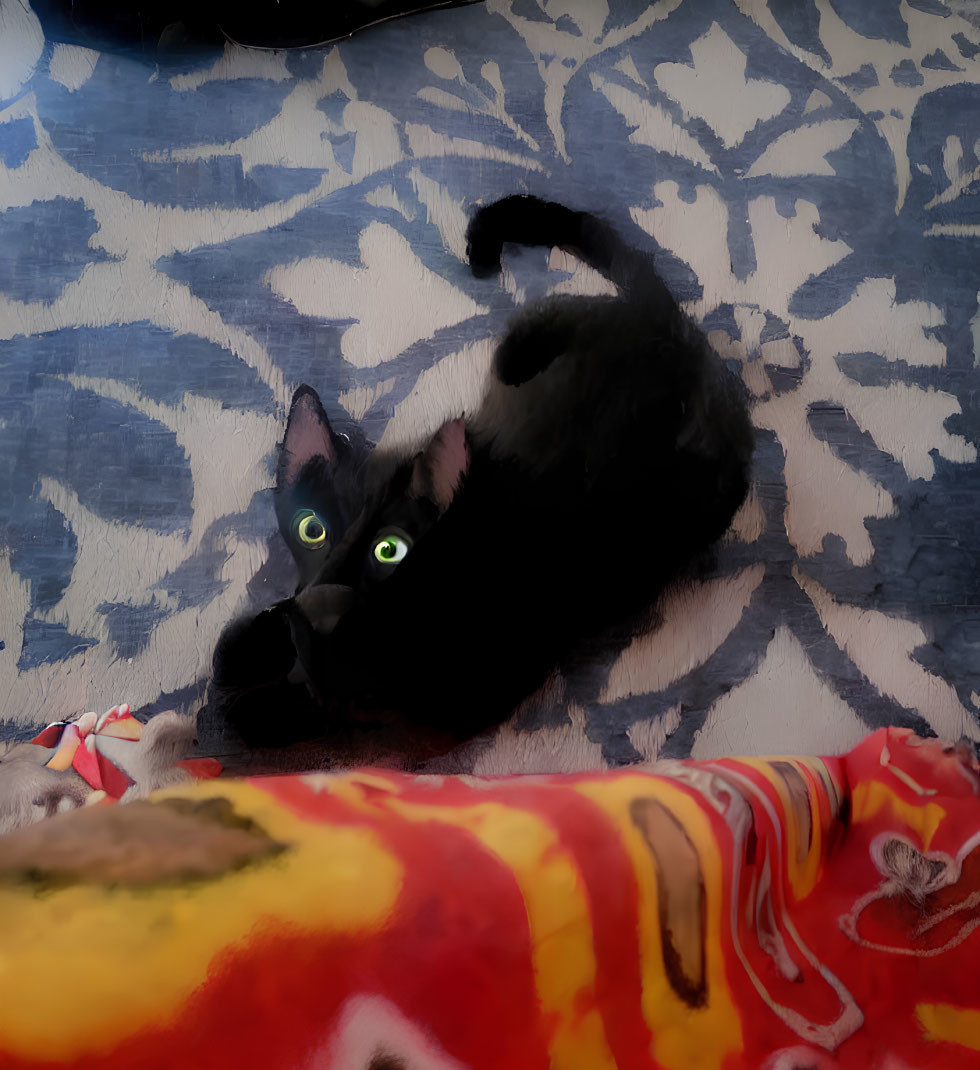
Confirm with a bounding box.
[31,704,221,800]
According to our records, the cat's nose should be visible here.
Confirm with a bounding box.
[292,584,355,635]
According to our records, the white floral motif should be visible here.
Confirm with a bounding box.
[654,23,790,149]
[486,0,683,159]
[598,24,859,182]
[734,0,980,213]
[268,222,488,369]
[418,46,541,151]
[637,183,976,568]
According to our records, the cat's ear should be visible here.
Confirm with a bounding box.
[411,418,469,513]
[277,385,337,493]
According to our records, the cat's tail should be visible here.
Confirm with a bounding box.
[465,194,674,317]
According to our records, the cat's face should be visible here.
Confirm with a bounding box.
[274,388,467,588]
[208,386,470,752]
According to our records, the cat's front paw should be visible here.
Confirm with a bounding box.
[211,604,295,691]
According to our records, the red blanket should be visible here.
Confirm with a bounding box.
[0,727,976,1068]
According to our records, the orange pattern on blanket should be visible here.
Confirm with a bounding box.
[0,727,977,1069]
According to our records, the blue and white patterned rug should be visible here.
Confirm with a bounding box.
[1,0,978,769]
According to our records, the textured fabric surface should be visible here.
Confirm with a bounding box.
[0,728,978,1067]
[0,0,978,763]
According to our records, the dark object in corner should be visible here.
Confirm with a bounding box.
[204,195,754,763]
[32,0,484,63]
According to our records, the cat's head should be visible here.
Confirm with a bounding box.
[208,385,471,754]
[273,385,469,591]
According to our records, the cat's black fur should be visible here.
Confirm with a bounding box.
[206,195,754,761]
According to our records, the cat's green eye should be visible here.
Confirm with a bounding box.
[373,533,410,565]
[292,509,327,550]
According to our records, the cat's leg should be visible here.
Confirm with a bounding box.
[211,603,297,693]
[493,296,613,385]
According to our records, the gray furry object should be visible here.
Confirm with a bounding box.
[0,712,198,835]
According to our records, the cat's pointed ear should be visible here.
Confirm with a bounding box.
[277,386,336,492]
[411,418,469,513]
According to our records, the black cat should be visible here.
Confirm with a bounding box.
[207,195,754,762]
